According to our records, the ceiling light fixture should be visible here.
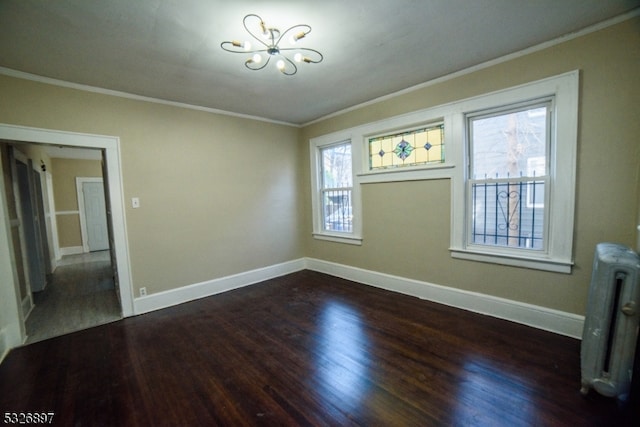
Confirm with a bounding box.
[220,14,323,76]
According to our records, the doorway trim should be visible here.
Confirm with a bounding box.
[0,124,134,350]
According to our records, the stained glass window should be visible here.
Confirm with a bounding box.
[368,123,444,170]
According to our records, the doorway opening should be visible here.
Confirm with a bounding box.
[3,142,122,343]
[0,124,134,351]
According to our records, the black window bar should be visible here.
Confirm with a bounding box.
[471,180,544,249]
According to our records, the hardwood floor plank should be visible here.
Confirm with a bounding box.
[0,270,635,426]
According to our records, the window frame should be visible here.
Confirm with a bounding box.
[357,106,456,184]
[319,141,354,235]
[466,98,553,254]
[367,121,446,171]
[450,71,579,273]
[310,132,362,245]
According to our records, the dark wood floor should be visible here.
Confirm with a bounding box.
[1,270,636,426]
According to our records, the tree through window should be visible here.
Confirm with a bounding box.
[320,142,353,233]
[468,101,550,250]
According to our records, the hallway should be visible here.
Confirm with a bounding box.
[25,251,122,344]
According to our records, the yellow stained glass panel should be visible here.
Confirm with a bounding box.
[368,123,444,170]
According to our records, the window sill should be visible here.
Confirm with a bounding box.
[450,248,573,274]
[313,232,363,246]
[358,164,455,184]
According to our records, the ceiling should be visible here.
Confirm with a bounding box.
[0,0,638,126]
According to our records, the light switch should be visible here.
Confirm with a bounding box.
[132,197,140,208]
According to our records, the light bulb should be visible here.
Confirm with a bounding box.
[252,53,262,63]
[276,59,285,70]
[243,41,251,51]
[294,53,303,63]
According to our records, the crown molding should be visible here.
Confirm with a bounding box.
[302,8,640,127]
[0,67,299,128]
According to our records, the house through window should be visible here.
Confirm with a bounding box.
[468,101,550,251]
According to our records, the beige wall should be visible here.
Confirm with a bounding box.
[52,158,102,210]
[300,17,640,315]
[51,158,102,248]
[0,77,303,295]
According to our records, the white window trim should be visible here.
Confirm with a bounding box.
[309,70,578,271]
[450,71,579,273]
[310,132,362,245]
[356,105,457,184]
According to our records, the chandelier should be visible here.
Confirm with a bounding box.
[220,14,323,76]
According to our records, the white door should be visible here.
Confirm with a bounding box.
[82,181,109,251]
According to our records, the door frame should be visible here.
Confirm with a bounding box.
[0,123,134,351]
[76,177,107,253]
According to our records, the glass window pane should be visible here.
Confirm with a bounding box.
[322,189,352,232]
[322,143,352,188]
[471,180,545,249]
[369,123,444,170]
[320,142,353,234]
[471,106,548,179]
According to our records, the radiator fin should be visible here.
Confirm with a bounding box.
[580,243,640,400]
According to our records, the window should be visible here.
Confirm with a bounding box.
[468,101,550,251]
[309,71,578,266]
[310,134,361,245]
[320,143,353,233]
[368,123,444,170]
[450,71,579,273]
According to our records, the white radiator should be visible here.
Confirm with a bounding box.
[581,243,640,399]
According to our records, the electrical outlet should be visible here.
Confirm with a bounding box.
[140,287,147,297]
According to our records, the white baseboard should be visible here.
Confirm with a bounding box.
[59,246,84,257]
[134,259,306,315]
[0,323,23,364]
[130,256,583,339]
[21,296,33,321]
[0,329,8,364]
[305,258,585,339]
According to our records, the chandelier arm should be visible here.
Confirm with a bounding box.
[276,24,312,46]
[242,14,271,48]
[278,47,324,63]
[245,55,271,71]
[279,56,298,76]
[220,41,270,55]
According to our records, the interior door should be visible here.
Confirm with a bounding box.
[16,159,46,292]
[82,181,109,252]
[32,169,52,274]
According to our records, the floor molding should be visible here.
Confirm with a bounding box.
[21,296,33,321]
[0,330,7,364]
[59,246,84,257]
[305,258,585,339]
[132,256,583,339]
[0,324,22,364]
[134,259,306,315]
